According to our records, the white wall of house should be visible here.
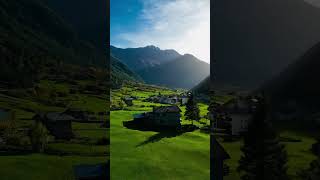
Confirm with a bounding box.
[181,98,188,105]
[231,114,250,135]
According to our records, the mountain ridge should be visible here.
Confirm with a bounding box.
[137,53,210,89]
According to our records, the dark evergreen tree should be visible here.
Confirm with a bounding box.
[238,97,288,180]
[299,138,320,179]
[184,92,200,125]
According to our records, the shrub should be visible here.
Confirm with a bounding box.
[29,120,49,153]
[3,129,22,146]
[96,137,109,145]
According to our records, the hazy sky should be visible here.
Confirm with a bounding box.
[111,0,210,64]
[304,0,320,7]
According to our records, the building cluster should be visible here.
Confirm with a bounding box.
[208,96,256,136]
[144,94,188,105]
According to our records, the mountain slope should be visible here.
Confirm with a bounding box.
[0,0,105,66]
[110,45,180,71]
[192,76,210,95]
[43,0,107,52]
[138,54,210,89]
[261,42,320,110]
[212,0,320,89]
[0,0,107,87]
[111,55,143,88]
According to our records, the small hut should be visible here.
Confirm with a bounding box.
[64,108,89,121]
[133,106,182,128]
[123,97,134,106]
[33,112,74,140]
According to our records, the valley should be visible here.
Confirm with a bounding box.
[110,83,211,179]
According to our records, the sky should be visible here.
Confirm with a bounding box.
[111,0,210,64]
[304,0,320,7]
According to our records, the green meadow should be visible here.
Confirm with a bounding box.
[220,126,317,180]
[0,80,109,180]
[110,84,210,179]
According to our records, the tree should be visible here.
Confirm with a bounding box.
[29,120,49,153]
[299,138,320,179]
[237,96,288,180]
[184,92,200,125]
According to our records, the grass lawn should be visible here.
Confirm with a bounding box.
[0,80,109,179]
[0,155,106,180]
[110,84,210,179]
[220,129,317,180]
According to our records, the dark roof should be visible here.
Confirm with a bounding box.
[222,98,251,113]
[133,113,145,119]
[46,113,75,121]
[153,106,181,113]
[211,136,230,160]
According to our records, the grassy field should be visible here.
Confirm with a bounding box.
[220,126,317,180]
[0,80,109,180]
[110,83,210,179]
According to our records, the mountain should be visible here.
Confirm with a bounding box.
[138,54,210,89]
[261,41,320,111]
[43,0,107,52]
[192,76,210,95]
[212,0,320,90]
[111,55,143,88]
[110,45,181,71]
[0,0,107,87]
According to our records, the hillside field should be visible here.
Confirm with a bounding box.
[0,79,109,180]
[110,83,210,179]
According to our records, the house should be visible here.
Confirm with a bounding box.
[64,108,89,121]
[159,96,174,104]
[180,95,189,105]
[123,97,134,106]
[73,163,109,180]
[133,106,182,128]
[211,136,230,180]
[207,102,231,133]
[221,97,254,136]
[33,112,74,140]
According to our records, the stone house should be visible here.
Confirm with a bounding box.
[33,112,74,140]
[221,97,254,136]
[64,108,89,121]
[133,106,182,128]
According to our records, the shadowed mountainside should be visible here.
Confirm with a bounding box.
[212,0,320,90]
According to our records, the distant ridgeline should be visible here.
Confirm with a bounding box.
[110,45,210,89]
[0,0,107,88]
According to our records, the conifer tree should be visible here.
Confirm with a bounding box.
[300,138,320,179]
[184,92,200,125]
[238,96,288,180]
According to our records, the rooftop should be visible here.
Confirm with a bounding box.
[153,106,181,113]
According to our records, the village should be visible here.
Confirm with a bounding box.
[112,83,320,179]
[110,82,266,179]
[0,78,109,180]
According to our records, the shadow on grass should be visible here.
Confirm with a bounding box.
[135,124,198,147]
[0,146,33,156]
